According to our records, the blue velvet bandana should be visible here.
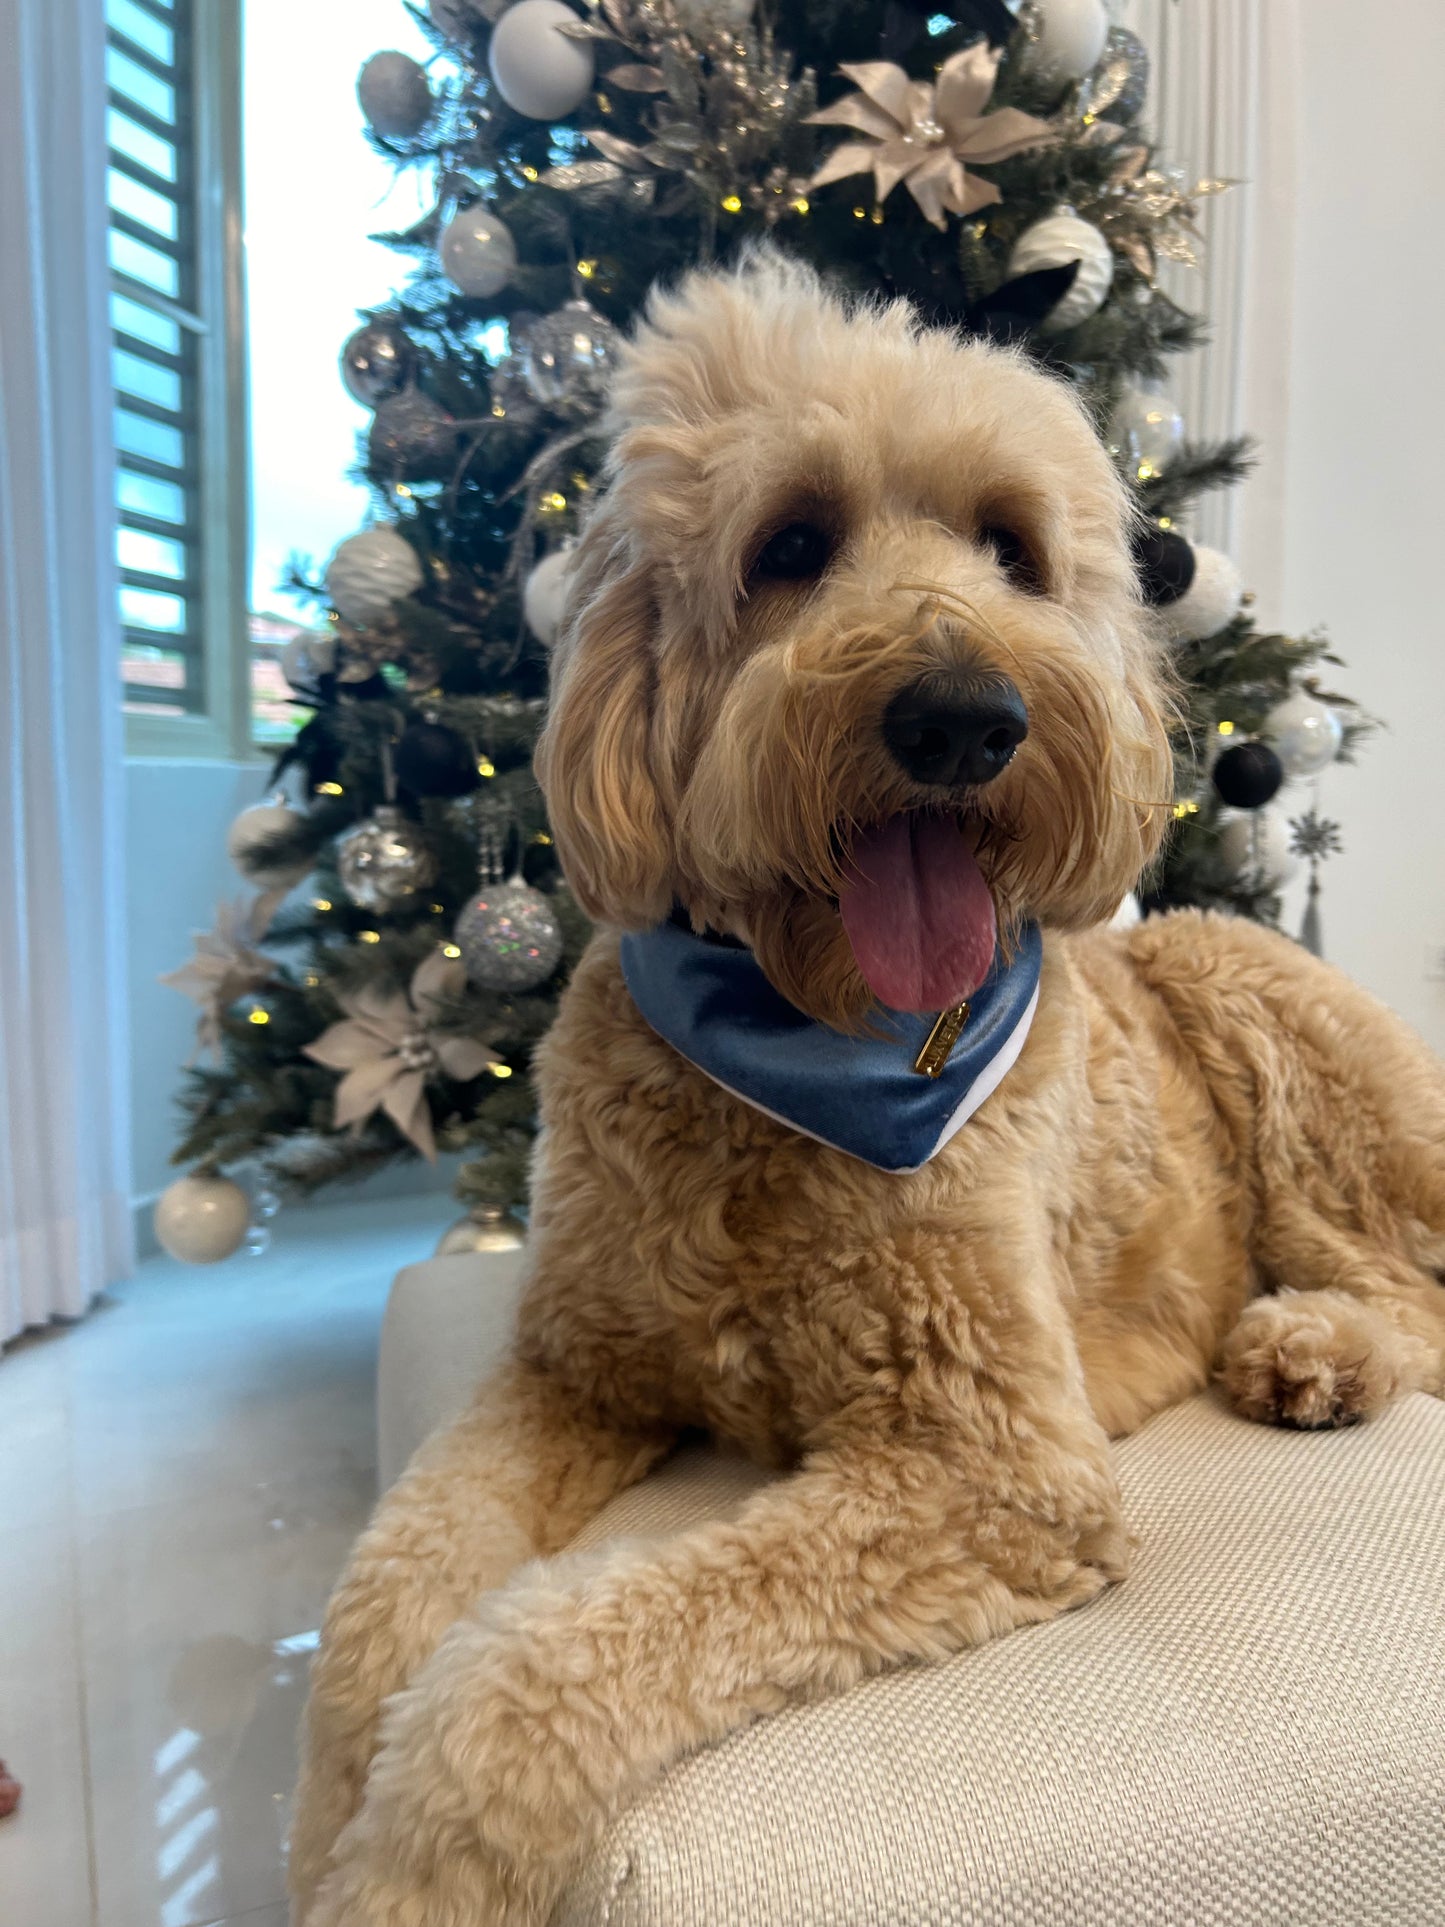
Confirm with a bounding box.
[619,920,1043,1174]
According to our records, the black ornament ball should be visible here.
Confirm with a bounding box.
[394,720,480,798]
[1133,527,1196,607]
[1211,741,1285,811]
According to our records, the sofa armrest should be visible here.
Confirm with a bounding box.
[376,1249,527,1491]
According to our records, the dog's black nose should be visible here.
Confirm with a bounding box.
[882,673,1029,789]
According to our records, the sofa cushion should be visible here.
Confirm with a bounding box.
[379,1253,1445,1926]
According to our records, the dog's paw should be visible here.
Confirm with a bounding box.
[1218,1291,1410,1431]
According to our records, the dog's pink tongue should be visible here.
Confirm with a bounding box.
[840,814,997,1014]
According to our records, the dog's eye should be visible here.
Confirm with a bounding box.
[751,521,833,583]
[980,525,1041,594]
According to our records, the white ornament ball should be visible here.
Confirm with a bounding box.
[154,1173,252,1265]
[1109,385,1184,480]
[488,0,595,121]
[357,51,434,140]
[1164,545,1244,642]
[1264,689,1343,779]
[1023,0,1110,84]
[1007,211,1114,332]
[226,795,311,889]
[522,548,576,646]
[439,206,518,299]
[280,629,337,693]
[1218,808,1299,890]
[325,526,424,626]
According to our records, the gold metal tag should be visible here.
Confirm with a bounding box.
[912,1001,971,1078]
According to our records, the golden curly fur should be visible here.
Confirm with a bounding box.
[291,255,1445,1927]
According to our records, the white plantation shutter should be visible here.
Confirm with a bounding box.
[106,0,248,751]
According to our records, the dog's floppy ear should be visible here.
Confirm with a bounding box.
[535,534,673,928]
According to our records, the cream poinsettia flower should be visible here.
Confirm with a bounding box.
[808,44,1057,230]
[160,893,282,1062]
[304,948,498,1161]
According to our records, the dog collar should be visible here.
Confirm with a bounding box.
[618,920,1042,1174]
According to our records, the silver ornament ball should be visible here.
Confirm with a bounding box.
[1007,210,1114,333]
[454,877,564,991]
[325,525,424,626]
[522,299,617,413]
[280,628,337,693]
[336,805,439,912]
[357,51,434,140]
[154,1173,252,1265]
[434,1203,528,1256]
[1264,689,1343,779]
[368,390,461,481]
[487,0,595,120]
[440,205,518,299]
[226,794,311,889]
[340,319,416,406]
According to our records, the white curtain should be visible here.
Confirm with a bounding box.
[1120,0,1300,612]
[0,0,134,1344]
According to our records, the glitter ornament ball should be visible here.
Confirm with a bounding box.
[325,526,423,626]
[439,205,518,299]
[1109,385,1183,481]
[1022,0,1109,84]
[1093,25,1150,123]
[1163,545,1244,641]
[1218,807,1299,889]
[1007,211,1113,332]
[488,0,595,120]
[226,794,311,889]
[1211,741,1285,812]
[522,548,576,646]
[357,51,434,139]
[1264,689,1344,779]
[154,1173,251,1265]
[340,319,416,406]
[522,299,617,413]
[454,876,564,992]
[336,805,439,911]
[368,390,461,482]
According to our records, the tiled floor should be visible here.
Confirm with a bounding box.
[0,1192,451,1927]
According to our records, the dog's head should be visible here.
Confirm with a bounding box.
[536,252,1173,1029]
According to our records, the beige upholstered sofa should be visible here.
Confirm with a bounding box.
[375,1249,1445,1926]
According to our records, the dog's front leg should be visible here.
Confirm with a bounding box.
[289,1358,672,1923]
[309,1404,1127,1927]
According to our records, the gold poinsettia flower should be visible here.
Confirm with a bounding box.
[304,948,498,1161]
[160,894,283,1062]
[807,44,1057,230]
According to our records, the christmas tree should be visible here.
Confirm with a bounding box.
[157,0,1367,1256]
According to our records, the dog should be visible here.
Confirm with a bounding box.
[290,253,1445,1927]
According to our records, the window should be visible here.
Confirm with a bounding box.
[108,0,248,757]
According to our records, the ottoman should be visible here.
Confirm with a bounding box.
[375,1250,1445,1926]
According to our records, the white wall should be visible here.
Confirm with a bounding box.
[1275,0,1445,1054]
